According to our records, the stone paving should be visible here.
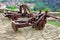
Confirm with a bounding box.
[0,14,60,40]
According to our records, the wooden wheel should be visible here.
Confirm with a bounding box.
[36,20,45,30]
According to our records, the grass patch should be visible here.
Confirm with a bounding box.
[47,21,60,27]
[6,6,19,11]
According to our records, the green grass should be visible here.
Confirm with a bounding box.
[6,6,18,11]
[47,21,60,27]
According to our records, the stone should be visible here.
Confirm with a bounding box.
[44,36,51,39]
[58,34,60,37]
[15,36,26,40]
[26,34,32,38]
[0,31,6,34]
[27,37,37,40]
[6,36,14,39]
[42,33,48,35]
[46,38,53,40]
[39,38,45,40]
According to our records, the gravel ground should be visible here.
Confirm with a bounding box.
[0,13,60,40]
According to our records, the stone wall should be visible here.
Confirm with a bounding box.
[48,12,60,17]
[47,12,60,21]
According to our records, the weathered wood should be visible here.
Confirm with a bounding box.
[12,12,45,32]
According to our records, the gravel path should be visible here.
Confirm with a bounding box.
[0,14,60,40]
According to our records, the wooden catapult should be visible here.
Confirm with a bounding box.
[12,10,60,32]
[4,4,60,32]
